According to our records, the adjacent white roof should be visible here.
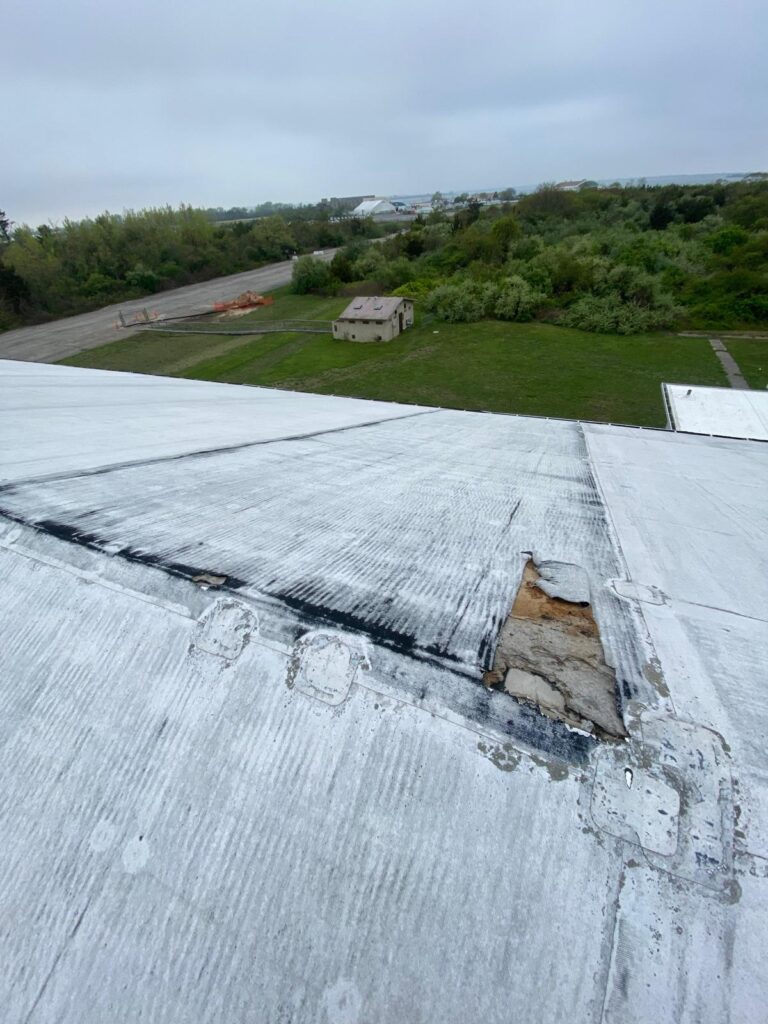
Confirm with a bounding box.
[665,383,768,441]
[1,360,767,1023]
[336,295,405,322]
[352,198,396,215]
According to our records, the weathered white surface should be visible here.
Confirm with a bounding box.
[1,364,767,1023]
[0,360,433,481]
[665,383,768,440]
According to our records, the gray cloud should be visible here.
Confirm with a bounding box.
[3,0,767,225]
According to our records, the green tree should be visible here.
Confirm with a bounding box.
[291,255,333,295]
[707,226,749,256]
[517,185,579,219]
[0,210,12,243]
[649,202,674,230]
[495,276,544,320]
[125,263,161,292]
[352,247,387,281]
[247,216,296,262]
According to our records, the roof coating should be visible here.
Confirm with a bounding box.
[1,360,767,1023]
[665,383,768,440]
[336,295,406,321]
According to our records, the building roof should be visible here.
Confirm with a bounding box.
[352,198,395,215]
[336,295,406,321]
[555,179,587,189]
[664,383,768,441]
[1,359,767,1023]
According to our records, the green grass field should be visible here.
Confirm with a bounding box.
[61,290,730,427]
[723,340,768,390]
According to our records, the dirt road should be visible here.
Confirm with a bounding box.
[0,254,334,364]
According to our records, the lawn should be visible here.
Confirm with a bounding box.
[724,339,768,390]
[60,292,729,427]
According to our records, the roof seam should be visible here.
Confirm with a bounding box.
[0,408,441,490]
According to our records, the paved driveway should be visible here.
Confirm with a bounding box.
[0,253,334,363]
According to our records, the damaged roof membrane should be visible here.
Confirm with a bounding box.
[484,559,627,738]
[0,360,767,1024]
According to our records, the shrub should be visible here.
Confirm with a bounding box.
[330,249,355,283]
[392,278,441,301]
[425,280,498,322]
[706,226,749,256]
[494,276,545,321]
[291,255,333,295]
[380,257,413,290]
[564,293,680,334]
[351,247,386,280]
[684,268,768,325]
[125,263,160,292]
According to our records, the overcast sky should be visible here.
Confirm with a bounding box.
[3,0,766,225]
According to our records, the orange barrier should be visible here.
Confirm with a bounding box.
[212,292,274,312]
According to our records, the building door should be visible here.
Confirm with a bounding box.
[398,312,404,334]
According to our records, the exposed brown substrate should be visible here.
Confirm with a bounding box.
[484,560,627,739]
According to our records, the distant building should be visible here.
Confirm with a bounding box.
[325,195,374,213]
[332,296,414,342]
[352,198,397,217]
[555,179,588,192]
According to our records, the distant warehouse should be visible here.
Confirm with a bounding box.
[352,197,397,216]
[333,296,414,342]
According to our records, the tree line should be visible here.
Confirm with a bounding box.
[293,180,768,333]
[0,205,395,331]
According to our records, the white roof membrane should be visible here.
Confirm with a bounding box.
[665,383,768,440]
[1,361,767,1023]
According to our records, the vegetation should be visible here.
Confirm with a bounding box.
[6,179,767,336]
[290,179,768,334]
[0,204,397,331]
[61,288,727,427]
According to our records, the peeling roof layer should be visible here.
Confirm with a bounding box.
[665,382,768,440]
[1,361,767,1024]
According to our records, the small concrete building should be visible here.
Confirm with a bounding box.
[333,296,414,342]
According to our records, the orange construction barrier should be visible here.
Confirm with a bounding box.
[212,292,274,313]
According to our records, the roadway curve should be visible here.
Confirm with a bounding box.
[0,253,335,364]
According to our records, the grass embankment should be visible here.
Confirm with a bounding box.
[61,290,728,427]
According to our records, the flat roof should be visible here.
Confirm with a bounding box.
[1,360,766,1022]
[665,383,768,440]
[336,295,406,322]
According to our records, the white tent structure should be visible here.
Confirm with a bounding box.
[352,197,396,216]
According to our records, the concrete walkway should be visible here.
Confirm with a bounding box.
[709,337,750,389]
